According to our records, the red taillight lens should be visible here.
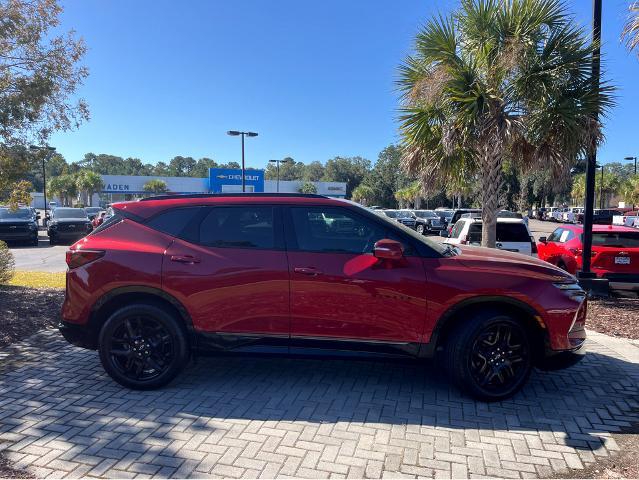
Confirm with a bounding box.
[66,249,105,269]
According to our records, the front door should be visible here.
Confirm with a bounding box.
[285,206,427,346]
[162,205,289,337]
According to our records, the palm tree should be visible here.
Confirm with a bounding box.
[143,179,169,195]
[621,174,639,207]
[623,2,639,53]
[398,0,613,247]
[48,174,78,206]
[571,174,586,206]
[76,171,103,206]
[351,184,375,206]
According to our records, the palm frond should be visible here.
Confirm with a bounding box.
[622,2,639,53]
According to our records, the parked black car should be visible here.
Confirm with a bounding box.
[0,207,39,246]
[381,210,417,229]
[412,210,445,235]
[84,206,103,221]
[576,209,622,225]
[47,208,92,245]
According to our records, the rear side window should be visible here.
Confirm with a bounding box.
[90,213,122,235]
[450,220,466,239]
[146,207,203,237]
[198,206,275,249]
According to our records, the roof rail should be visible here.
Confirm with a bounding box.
[138,193,329,202]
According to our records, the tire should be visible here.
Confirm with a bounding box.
[416,224,425,235]
[31,235,39,247]
[445,311,532,402]
[48,234,55,246]
[98,303,189,390]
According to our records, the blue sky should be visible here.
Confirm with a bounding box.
[51,0,639,170]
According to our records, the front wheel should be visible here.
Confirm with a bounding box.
[445,311,532,401]
[416,224,425,235]
[98,303,189,390]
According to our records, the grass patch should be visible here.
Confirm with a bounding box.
[6,271,65,289]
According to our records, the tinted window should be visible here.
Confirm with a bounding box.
[146,207,203,237]
[496,223,530,242]
[0,208,31,219]
[199,206,274,249]
[54,208,87,219]
[591,232,639,248]
[291,207,386,254]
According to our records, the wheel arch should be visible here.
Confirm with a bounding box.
[426,296,546,362]
[87,286,194,347]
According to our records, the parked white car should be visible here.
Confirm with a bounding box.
[443,217,537,256]
[551,207,568,222]
[562,207,583,224]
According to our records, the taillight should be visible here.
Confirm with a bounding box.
[66,249,105,269]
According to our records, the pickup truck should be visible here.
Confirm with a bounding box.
[613,210,639,227]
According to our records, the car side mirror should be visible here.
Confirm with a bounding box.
[373,239,404,260]
[440,230,449,238]
[539,236,547,243]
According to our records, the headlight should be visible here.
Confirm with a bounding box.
[553,281,586,301]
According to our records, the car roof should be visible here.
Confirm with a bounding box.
[114,194,352,219]
[459,217,526,224]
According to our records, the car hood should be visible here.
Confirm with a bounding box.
[454,244,574,282]
[52,218,89,223]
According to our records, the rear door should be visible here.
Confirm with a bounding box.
[161,205,290,337]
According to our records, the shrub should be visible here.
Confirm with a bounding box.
[299,182,318,194]
[0,241,15,284]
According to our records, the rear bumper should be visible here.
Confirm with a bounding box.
[58,321,97,350]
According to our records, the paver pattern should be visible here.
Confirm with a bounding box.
[0,330,637,479]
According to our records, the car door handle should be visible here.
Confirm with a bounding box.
[170,255,201,264]
[294,267,322,276]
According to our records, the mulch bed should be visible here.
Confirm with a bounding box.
[0,286,64,349]
[587,297,639,340]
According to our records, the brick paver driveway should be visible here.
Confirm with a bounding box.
[1,330,637,479]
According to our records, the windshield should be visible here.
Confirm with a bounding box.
[398,210,416,218]
[0,208,32,219]
[85,207,102,214]
[383,210,401,218]
[414,210,438,218]
[54,208,88,219]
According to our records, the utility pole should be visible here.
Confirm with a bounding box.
[29,145,56,225]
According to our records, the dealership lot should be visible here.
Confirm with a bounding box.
[0,329,637,478]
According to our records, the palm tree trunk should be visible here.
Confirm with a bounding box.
[479,141,503,248]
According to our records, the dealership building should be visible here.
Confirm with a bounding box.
[91,168,346,205]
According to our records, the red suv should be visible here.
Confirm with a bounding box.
[538,224,639,293]
[60,194,587,401]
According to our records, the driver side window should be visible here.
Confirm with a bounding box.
[290,207,387,254]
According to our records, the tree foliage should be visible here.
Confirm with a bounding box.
[0,240,15,284]
[398,0,614,246]
[623,1,639,54]
[47,173,76,206]
[143,179,169,194]
[75,170,103,206]
[298,181,318,194]
[0,0,89,145]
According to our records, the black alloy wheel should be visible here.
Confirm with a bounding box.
[445,312,532,401]
[99,303,189,389]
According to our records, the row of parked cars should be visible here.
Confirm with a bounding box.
[0,205,111,246]
[534,206,639,227]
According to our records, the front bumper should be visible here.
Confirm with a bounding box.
[538,344,586,371]
[0,232,37,241]
[602,273,639,292]
[58,321,97,350]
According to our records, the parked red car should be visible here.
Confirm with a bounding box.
[60,194,587,401]
[537,224,639,293]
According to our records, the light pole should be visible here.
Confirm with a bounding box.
[577,0,602,293]
[29,145,56,225]
[596,163,604,209]
[227,131,258,192]
[269,159,292,192]
[624,156,637,209]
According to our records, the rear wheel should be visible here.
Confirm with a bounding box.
[445,311,532,401]
[98,303,189,390]
[416,224,425,235]
[48,233,55,245]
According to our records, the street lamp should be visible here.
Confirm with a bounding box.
[227,130,258,192]
[624,156,637,209]
[29,145,56,225]
[269,159,293,192]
